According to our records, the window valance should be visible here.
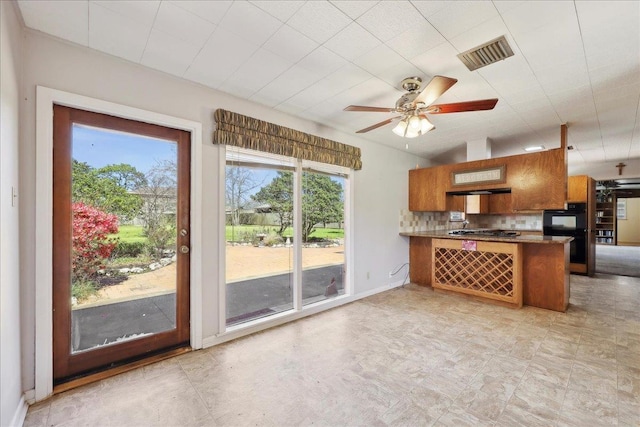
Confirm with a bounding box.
[213,109,362,170]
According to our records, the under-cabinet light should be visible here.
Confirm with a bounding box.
[524,145,545,152]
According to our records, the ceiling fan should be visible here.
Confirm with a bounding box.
[597,178,640,195]
[344,75,498,138]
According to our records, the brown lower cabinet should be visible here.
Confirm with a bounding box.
[408,235,570,312]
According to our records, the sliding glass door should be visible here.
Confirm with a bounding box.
[301,167,346,305]
[224,148,349,328]
[225,150,295,326]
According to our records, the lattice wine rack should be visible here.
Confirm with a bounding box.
[431,239,523,307]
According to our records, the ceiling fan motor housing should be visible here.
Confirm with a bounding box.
[395,93,420,111]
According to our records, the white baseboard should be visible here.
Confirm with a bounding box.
[202,281,405,349]
[24,389,36,405]
[9,395,29,427]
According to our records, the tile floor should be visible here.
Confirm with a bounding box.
[24,273,640,427]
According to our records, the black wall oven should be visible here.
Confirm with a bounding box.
[543,203,587,265]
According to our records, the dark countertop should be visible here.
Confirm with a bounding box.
[399,229,573,244]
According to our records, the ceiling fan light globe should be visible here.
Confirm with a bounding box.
[408,115,421,130]
[392,120,408,137]
[420,117,435,133]
[405,128,420,138]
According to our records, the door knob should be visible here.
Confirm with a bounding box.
[180,245,190,254]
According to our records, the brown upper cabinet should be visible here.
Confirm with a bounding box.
[409,147,567,212]
[568,175,592,203]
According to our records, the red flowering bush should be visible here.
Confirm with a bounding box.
[72,202,119,281]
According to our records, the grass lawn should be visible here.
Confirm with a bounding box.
[112,224,147,244]
[226,225,343,241]
[115,224,344,243]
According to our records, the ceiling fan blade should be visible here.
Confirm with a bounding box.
[355,116,401,133]
[426,98,499,114]
[344,105,395,112]
[412,75,458,107]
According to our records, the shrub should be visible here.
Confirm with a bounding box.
[71,278,99,302]
[114,241,146,258]
[72,202,119,281]
[262,232,284,246]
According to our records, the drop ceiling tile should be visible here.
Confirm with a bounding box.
[567,149,587,165]
[274,103,307,116]
[89,2,151,62]
[184,27,259,89]
[93,0,159,29]
[320,63,373,96]
[223,49,293,98]
[251,65,323,107]
[218,1,283,45]
[514,24,584,70]
[604,144,633,161]
[374,61,424,90]
[426,1,499,40]
[286,72,373,110]
[498,1,576,37]
[141,29,201,77]
[588,61,640,88]
[353,44,406,76]
[385,22,445,59]
[283,79,344,112]
[250,1,305,22]
[357,1,428,42]
[153,2,216,46]
[324,22,381,61]
[262,25,318,63]
[301,98,351,125]
[571,139,603,151]
[577,1,640,51]
[578,147,607,162]
[536,63,591,95]
[170,1,232,25]
[329,77,397,108]
[441,73,496,101]
[409,42,469,77]
[411,1,452,19]
[330,1,379,20]
[297,46,348,78]
[18,0,89,46]
[287,2,351,44]
[597,106,637,127]
[448,17,511,54]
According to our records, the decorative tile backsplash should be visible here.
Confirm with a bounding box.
[399,210,542,233]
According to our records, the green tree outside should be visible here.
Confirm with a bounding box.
[251,171,294,236]
[251,171,344,242]
[72,160,144,221]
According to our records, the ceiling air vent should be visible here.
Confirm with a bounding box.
[457,36,514,71]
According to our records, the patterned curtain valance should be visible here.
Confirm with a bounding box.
[213,109,362,170]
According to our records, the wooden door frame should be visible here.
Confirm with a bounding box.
[52,105,191,382]
[35,87,203,401]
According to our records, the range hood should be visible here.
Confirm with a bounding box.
[447,187,512,196]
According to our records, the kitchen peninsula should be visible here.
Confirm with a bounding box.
[401,230,572,312]
[404,126,572,312]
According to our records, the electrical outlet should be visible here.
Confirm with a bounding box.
[366,272,370,280]
[388,271,393,278]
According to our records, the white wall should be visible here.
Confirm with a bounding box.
[1,2,26,425]
[19,30,423,393]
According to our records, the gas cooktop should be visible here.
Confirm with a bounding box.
[448,229,520,237]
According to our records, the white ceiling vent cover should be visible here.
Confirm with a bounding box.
[457,36,514,71]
